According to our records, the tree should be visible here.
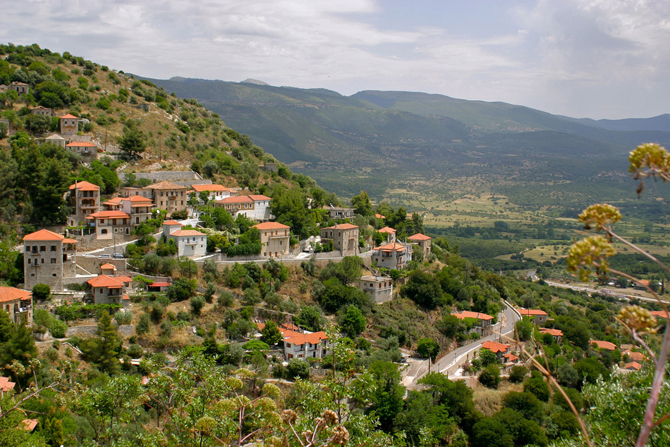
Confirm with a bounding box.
[31,283,50,301]
[261,321,283,345]
[416,338,440,362]
[295,305,324,332]
[81,311,121,375]
[437,314,463,339]
[339,305,366,338]
[516,317,533,341]
[190,296,205,316]
[479,348,498,367]
[501,391,544,423]
[478,364,501,388]
[167,278,197,301]
[523,376,550,402]
[118,122,147,158]
[285,358,310,380]
[351,190,372,216]
[368,361,405,431]
[509,365,528,384]
[403,270,444,309]
[0,322,37,386]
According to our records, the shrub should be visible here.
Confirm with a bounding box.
[509,365,528,383]
[479,364,501,388]
[285,358,310,380]
[114,310,133,325]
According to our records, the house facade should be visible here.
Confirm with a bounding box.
[372,242,412,270]
[146,181,189,215]
[66,141,99,163]
[103,196,154,226]
[67,181,101,226]
[519,309,548,325]
[213,195,272,221]
[253,222,290,258]
[0,287,32,324]
[44,134,66,148]
[31,106,53,117]
[87,274,132,305]
[481,341,510,361]
[408,233,432,259]
[23,229,77,290]
[10,81,29,95]
[258,323,329,360]
[326,206,355,220]
[86,210,131,240]
[356,275,393,304]
[320,223,359,256]
[377,227,396,243]
[191,184,233,202]
[59,114,78,136]
[166,228,207,258]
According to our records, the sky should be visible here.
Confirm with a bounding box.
[1,0,669,119]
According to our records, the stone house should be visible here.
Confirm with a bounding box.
[539,328,563,343]
[66,141,99,163]
[320,223,359,256]
[190,184,233,202]
[452,311,494,336]
[44,134,66,148]
[59,114,78,136]
[23,229,77,291]
[356,275,393,304]
[9,81,29,95]
[145,181,189,215]
[377,226,396,243]
[257,323,329,360]
[326,206,355,220]
[481,340,510,361]
[519,308,548,325]
[253,222,290,258]
[0,287,32,325]
[67,181,101,226]
[31,106,53,117]
[408,233,431,258]
[87,274,132,305]
[86,210,131,240]
[372,242,412,270]
[213,194,272,221]
[120,186,153,200]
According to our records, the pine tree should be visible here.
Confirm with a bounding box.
[93,311,121,375]
[0,309,13,343]
[1,322,38,386]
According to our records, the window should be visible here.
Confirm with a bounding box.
[25,246,29,252]
[50,245,57,252]
[51,258,56,264]
[40,246,46,252]
[27,258,31,265]
[41,258,45,264]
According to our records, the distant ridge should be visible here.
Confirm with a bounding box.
[241,78,269,86]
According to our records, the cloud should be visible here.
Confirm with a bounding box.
[1,0,669,118]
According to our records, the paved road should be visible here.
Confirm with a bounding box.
[405,302,520,388]
[544,280,663,304]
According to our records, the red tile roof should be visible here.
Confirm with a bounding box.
[0,377,16,392]
[88,210,130,219]
[100,263,116,270]
[375,242,408,252]
[408,233,431,241]
[256,323,328,346]
[69,180,100,191]
[60,114,78,119]
[452,311,494,321]
[0,287,31,303]
[170,230,206,237]
[192,184,231,192]
[482,341,510,353]
[253,222,290,230]
[378,226,396,234]
[503,353,519,362]
[249,194,272,201]
[145,181,187,190]
[216,196,253,204]
[148,282,171,287]
[624,350,646,362]
[62,238,77,244]
[163,220,182,226]
[591,340,617,351]
[66,141,97,147]
[126,195,153,203]
[625,361,642,371]
[323,223,358,230]
[87,275,128,289]
[520,309,548,316]
[539,328,563,337]
[21,419,38,431]
[375,214,385,219]
[23,228,65,241]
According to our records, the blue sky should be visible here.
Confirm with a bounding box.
[1,0,669,119]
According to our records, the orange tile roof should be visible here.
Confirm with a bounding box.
[100,263,116,269]
[375,214,385,219]
[624,350,646,362]
[0,376,15,392]
[452,311,494,321]
[482,341,510,353]
[408,233,431,241]
[539,328,563,337]
[375,242,407,252]
[163,220,182,226]
[216,196,253,204]
[323,223,358,230]
[378,226,396,234]
[191,184,231,192]
[23,228,66,242]
[87,275,128,289]
[253,222,290,230]
[256,323,328,346]
[69,180,100,191]
[145,181,187,190]
[625,361,642,371]
[21,419,38,432]
[520,309,548,316]
[66,141,97,147]
[62,238,77,244]
[122,294,130,301]
[591,340,617,351]
[503,353,519,362]
[126,195,153,203]
[248,194,272,201]
[0,287,31,303]
[650,310,669,319]
[60,114,78,119]
[170,230,206,237]
[88,210,130,219]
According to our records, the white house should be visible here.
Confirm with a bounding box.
[162,222,207,258]
[257,323,329,360]
[191,184,233,202]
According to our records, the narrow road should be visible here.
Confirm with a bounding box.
[406,301,520,388]
[544,280,662,304]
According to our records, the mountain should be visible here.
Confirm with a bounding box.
[144,77,670,209]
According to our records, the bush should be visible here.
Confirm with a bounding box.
[509,365,528,383]
[479,364,501,388]
[50,319,68,338]
[114,310,133,325]
[190,296,206,316]
[285,358,310,380]
[32,283,51,301]
[218,290,235,307]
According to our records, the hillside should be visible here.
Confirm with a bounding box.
[143,77,670,212]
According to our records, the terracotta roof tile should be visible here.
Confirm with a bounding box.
[408,233,431,241]
[100,263,117,270]
[482,341,510,353]
[375,214,385,219]
[452,311,494,321]
[145,181,187,190]
[66,141,97,147]
[591,340,617,351]
[88,210,130,219]
[21,419,38,432]
[624,350,646,362]
[216,196,253,204]
[69,181,100,191]
[248,194,272,201]
[0,287,31,303]
[520,309,548,316]
[539,328,563,337]
[323,223,358,230]
[0,376,15,392]
[378,226,396,234]
[87,275,127,289]
[253,222,290,230]
[375,242,407,252]
[60,114,78,119]
[163,220,182,225]
[192,184,231,192]
[170,230,206,237]
[23,229,64,241]
[625,361,641,371]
